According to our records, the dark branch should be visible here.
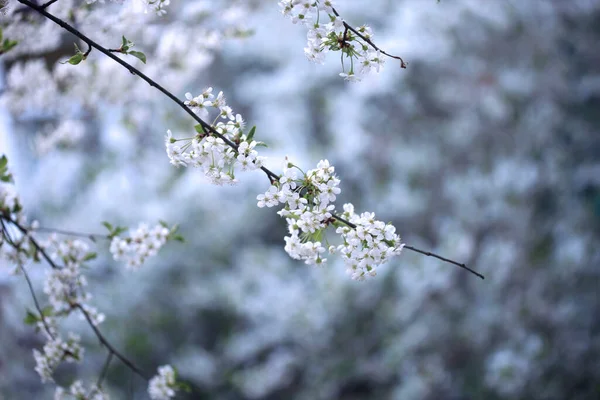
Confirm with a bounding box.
[2,214,63,269]
[40,0,59,9]
[1,213,151,382]
[1,220,57,336]
[332,214,484,279]
[75,303,150,381]
[16,0,482,279]
[97,351,113,388]
[35,226,107,241]
[404,245,485,279]
[331,7,407,68]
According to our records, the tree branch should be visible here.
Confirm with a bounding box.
[16,0,482,279]
[331,7,407,68]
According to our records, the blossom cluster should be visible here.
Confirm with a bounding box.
[0,157,40,271]
[85,0,171,16]
[278,0,385,81]
[148,365,178,400]
[257,158,404,279]
[165,87,265,185]
[43,235,106,326]
[33,332,84,383]
[1,156,181,397]
[54,381,109,400]
[336,203,405,280]
[109,223,171,270]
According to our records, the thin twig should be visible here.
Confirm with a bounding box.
[75,303,150,381]
[332,214,484,279]
[97,351,114,388]
[331,7,407,68]
[1,214,63,269]
[404,245,485,279]
[40,0,59,9]
[2,212,151,381]
[0,221,57,336]
[17,0,279,182]
[35,226,107,241]
[16,0,481,278]
[18,263,57,336]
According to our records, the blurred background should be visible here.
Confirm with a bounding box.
[1,0,599,399]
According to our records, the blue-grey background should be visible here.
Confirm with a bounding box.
[1,0,599,399]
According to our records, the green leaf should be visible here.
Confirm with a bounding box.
[246,125,257,142]
[121,35,127,48]
[41,306,54,317]
[0,155,7,169]
[113,226,127,237]
[24,310,39,325]
[255,141,268,148]
[3,39,18,53]
[159,220,168,228]
[171,234,185,243]
[0,28,17,54]
[61,53,84,65]
[83,252,97,262]
[102,222,113,232]
[175,382,192,393]
[128,51,146,64]
[194,124,205,134]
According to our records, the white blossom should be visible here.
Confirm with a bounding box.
[34,333,83,383]
[110,223,170,270]
[148,365,177,400]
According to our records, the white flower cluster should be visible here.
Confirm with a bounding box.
[0,158,42,271]
[33,333,83,383]
[43,235,106,326]
[148,365,177,400]
[85,0,170,16]
[336,203,404,280]
[142,0,171,16]
[278,0,385,81]
[257,158,404,279]
[109,223,170,270]
[257,160,327,262]
[165,88,265,185]
[55,381,109,400]
[0,181,39,270]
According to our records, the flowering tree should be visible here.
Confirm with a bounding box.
[2,0,599,399]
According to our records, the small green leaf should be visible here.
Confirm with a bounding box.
[175,382,192,393]
[102,222,113,232]
[3,39,18,53]
[113,226,127,237]
[69,54,84,65]
[83,252,97,262]
[121,35,127,48]
[128,51,146,64]
[159,220,168,228]
[24,310,39,325]
[171,234,185,243]
[0,155,7,169]
[246,125,257,142]
[41,306,54,317]
[61,53,84,65]
[255,141,268,148]
[194,124,205,134]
